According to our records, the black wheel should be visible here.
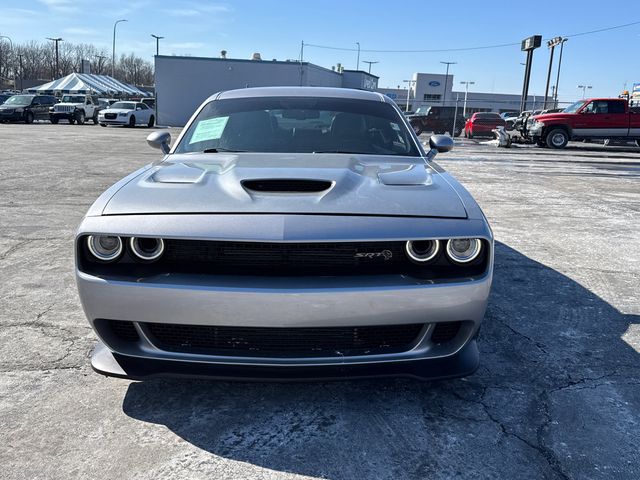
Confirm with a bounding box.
[50,117,59,124]
[69,118,75,125]
[147,115,155,128]
[453,127,462,137]
[128,115,136,127]
[76,110,85,125]
[92,111,99,124]
[25,112,34,124]
[546,128,569,149]
[468,130,474,139]
[100,123,106,127]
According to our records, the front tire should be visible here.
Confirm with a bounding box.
[25,112,34,124]
[147,115,155,128]
[546,128,569,149]
[50,117,59,124]
[76,110,85,125]
[128,115,136,128]
[92,111,99,124]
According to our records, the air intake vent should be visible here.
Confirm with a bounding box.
[242,179,332,193]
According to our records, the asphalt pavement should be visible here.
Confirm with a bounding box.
[1,123,638,479]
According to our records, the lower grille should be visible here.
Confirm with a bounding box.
[145,323,425,358]
[105,113,117,119]
[430,321,462,344]
[108,320,140,342]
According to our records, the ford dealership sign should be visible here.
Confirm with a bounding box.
[428,81,441,87]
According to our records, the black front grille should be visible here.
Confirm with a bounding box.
[430,321,462,343]
[242,179,332,192]
[146,323,424,358]
[108,320,140,342]
[104,113,117,119]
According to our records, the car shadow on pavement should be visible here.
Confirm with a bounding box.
[122,242,639,479]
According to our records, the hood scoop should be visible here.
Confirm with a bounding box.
[241,178,333,193]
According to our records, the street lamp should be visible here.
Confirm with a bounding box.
[151,34,164,56]
[112,19,127,78]
[577,84,592,99]
[46,37,63,79]
[544,37,563,109]
[362,60,378,74]
[553,38,568,107]
[403,79,415,112]
[460,81,475,117]
[440,61,457,106]
[355,42,360,71]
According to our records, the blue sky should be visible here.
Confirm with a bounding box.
[2,0,638,102]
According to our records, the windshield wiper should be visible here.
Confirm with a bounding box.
[202,148,248,153]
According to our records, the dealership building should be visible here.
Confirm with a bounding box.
[155,55,535,126]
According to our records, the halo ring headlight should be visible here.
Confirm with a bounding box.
[405,239,440,263]
[446,238,482,264]
[130,237,165,261]
[87,235,123,262]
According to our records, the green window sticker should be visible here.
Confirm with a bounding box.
[189,116,229,144]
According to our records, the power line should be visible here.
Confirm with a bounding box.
[304,19,640,54]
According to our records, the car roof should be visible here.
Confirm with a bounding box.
[212,86,387,103]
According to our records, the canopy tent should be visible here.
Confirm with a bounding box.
[27,73,150,97]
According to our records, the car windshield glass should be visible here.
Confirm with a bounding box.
[4,95,32,105]
[563,101,585,113]
[111,102,135,110]
[175,96,420,156]
[61,95,85,103]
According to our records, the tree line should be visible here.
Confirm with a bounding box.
[0,39,154,88]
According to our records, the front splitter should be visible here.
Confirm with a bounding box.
[90,340,479,382]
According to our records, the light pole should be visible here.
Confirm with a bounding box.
[544,37,563,109]
[440,61,456,106]
[403,79,415,112]
[577,85,592,99]
[355,42,360,71]
[460,81,474,117]
[553,38,568,107]
[151,34,164,56]
[46,37,63,79]
[362,60,378,74]
[112,19,127,79]
[0,35,13,88]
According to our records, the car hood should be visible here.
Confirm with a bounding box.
[531,113,573,122]
[0,104,24,109]
[101,108,131,114]
[102,153,467,218]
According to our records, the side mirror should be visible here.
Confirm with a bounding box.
[147,130,171,154]
[429,134,454,153]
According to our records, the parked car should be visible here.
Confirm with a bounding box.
[0,93,11,105]
[76,86,494,381]
[97,101,155,127]
[500,111,519,120]
[50,94,100,124]
[141,98,156,109]
[528,98,640,148]
[406,106,465,136]
[512,110,542,136]
[464,112,506,138]
[0,94,57,123]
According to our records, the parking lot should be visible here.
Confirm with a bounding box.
[1,123,639,479]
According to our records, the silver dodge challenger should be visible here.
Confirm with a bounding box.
[75,87,493,380]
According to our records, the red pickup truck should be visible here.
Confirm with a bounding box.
[528,98,640,148]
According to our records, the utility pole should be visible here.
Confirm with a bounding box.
[151,34,164,56]
[356,42,360,71]
[544,37,563,109]
[112,19,127,79]
[362,60,378,74]
[46,37,63,79]
[553,38,568,107]
[440,61,456,106]
[460,81,475,117]
[520,35,542,112]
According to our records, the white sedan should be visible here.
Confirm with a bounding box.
[98,101,155,128]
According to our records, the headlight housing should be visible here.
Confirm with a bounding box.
[130,237,165,261]
[446,238,482,264]
[118,112,128,117]
[405,240,440,263]
[87,235,123,262]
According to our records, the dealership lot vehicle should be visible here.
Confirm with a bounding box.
[1,123,639,479]
[77,87,493,380]
[406,105,465,136]
[528,97,640,148]
[0,94,57,123]
[98,100,155,127]
[50,94,100,125]
[464,112,507,138]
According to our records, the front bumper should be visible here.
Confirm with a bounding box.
[0,111,24,121]
[98,116,128,125]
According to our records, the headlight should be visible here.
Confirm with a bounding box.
[446,238,482,264]
[405,240,440,263]
[87,235,123,262]
[130,237,164,261]
[118,112,128,117]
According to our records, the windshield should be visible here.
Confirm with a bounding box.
[110,102,135,110]
[4,95,33,106]
[175,96,420,156]
[562,100,586,113]
[61,95,85,103]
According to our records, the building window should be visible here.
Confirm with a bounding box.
[423,94,441,101]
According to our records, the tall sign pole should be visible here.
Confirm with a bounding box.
[544,37,563,109]
[520,35,542,112]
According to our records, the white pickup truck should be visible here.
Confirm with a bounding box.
[49,94,101,125]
